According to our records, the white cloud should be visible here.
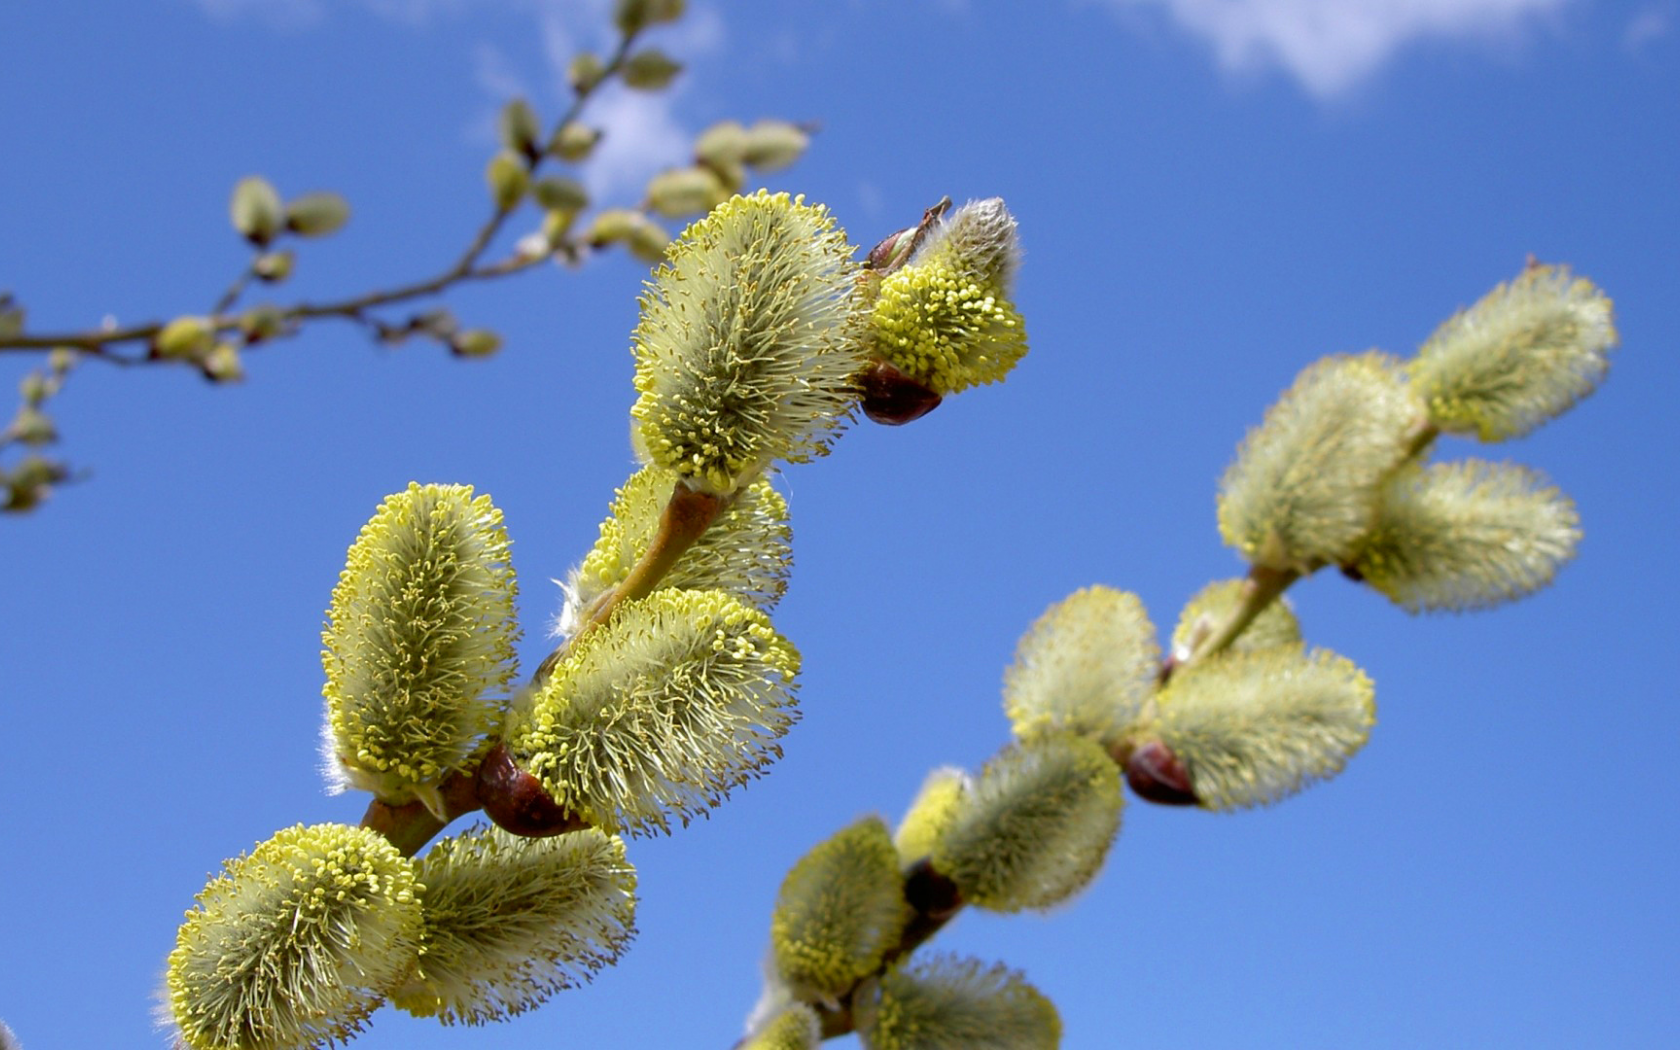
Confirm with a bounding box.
[190,0,323,28]
[1094,0,1571,97]
[188,0,729,201]
[1623,6,1671,52]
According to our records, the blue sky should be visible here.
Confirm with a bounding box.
[1,1,1677,1048]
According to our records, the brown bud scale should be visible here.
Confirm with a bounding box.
[476,742,583,837]
[1125,739,1200,806]
[860,360,942,425]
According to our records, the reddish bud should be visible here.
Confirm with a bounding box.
[476,743,582,837]
[859,359,942,425]
[903,858,964,921]
[1125,740,1200,806]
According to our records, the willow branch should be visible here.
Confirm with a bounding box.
[0,31,640,361]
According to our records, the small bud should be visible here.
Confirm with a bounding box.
[646,166,727,217]
[625,217,671,263]
[486,150,530,212]
[7,405,57,446]
[695,119,747,167]
[414,307,459,340]
[622,48,683,90]
[540,208,574,247]
[614,0,685,34]
[475,742,578,837]
[3,455,69,512]
[451,328,503,358]
[740,120,809,170]
[238,304,286,343]
[497,97,542,158]
[229,175,283,246]
[200,342,245,383]
[18,372,50,405]
[1123,740,1199,806]
[859,359,942,425]
[549,122,602,163]
[586,208,642,247]
[283,191,350,237]
[0,304,23,339]
[703,156,746,194]
[865,226,918,273]
[533,175,590,213]
[251,249,294,282]
[48,346,77,374]
[894,767,970,866]
[153,316,215,360]
[568,52,607,94]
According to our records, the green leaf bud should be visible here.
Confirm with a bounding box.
[321,483,519,813]
[239,304,286,343]
[622,48,683,90]
[614,0,685,34]
[893,767,970,866]
[18,371,50,405]
[1217,352,1418,572]
[695,120,747,166]
[1152,646,1375,811]
[0,303,22,340]
[646,165,728,217]
[450,329,503,359]
[858,955,1061,1050]
[740,119,810,171]
[740,1003,821,1050]
[392,825,636,1025]
[1410,264,1615,441]
[154,315,216,360]
[933,735,1122,913]
[564,464,791,633]
[200,342,245,384]
[585,208,641,247]
[770,817,910,1000]
[1170,578,1301,661]
[625,216,671,264]
[283,191,350,238]
[251,249,294,283]
[2,454,69,512]
[229,175,283,246]
[7,405,57,446]
[1352,459,1579,612]
[532,175,590,214]
[48,346,77,375]
[485,150,529,212]
[631,190,862,495]
[568,51,607,94]
[497,97,542,158]
[163,824,423,1050]
[549,121,602,163]
[1003,586,1159,747]
[509,588,800,836]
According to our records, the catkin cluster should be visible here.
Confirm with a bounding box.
[163,188,1031,1050]
[742,261,1614,1048]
